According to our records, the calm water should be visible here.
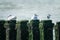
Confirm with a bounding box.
[0,0,60,23]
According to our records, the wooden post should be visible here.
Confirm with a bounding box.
[20,20,29,40]
[41,20,54,40]
[0,20,6,40]
[8,20,17,40]
[56,22,60,40]
[30,20,40,40]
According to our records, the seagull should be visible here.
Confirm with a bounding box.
[7,15,16,20]
[31,14,38,20]
[47,14,51,19]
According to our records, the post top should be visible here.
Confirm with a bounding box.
[41,20,52,23]
[56,22,60,24]
[20,20,28,23]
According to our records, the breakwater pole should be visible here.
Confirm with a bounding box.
[20,20,29,40]
[16,22,21,40]
[7,20,17,40]
[0,20,6,40]
[55,22,60,40]
[30,20,40,40]
[41,20,54,40]
[1,20,60,40]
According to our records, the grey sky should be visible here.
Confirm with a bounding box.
[0,0,60,23]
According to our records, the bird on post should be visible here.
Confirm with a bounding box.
[31,14,39,20]
[7,15,16,21]
[47,14,51,19]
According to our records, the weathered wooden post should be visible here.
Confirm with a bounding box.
[0,20,6,40]
[28,22,33,40]
[20,20,29,40]
[39,21,44,40]
[41,20,54,40]
[30,20,40,40]
[16,21,21,40]
[8,20,17,40]
[4,22,9,40]
[55,22,60,40]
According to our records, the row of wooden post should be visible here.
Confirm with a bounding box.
[0,20,60,40]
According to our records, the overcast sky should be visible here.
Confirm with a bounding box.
[0,0,60,23]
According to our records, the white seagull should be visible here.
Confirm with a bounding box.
[47,14,51,19]
[31,14,38,20]
[7,15,16,20]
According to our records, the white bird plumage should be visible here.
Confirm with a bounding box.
[7,15,16,20]
[31,14,38,20]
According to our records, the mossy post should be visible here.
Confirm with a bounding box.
[8,20,17,40]
[28,22,33,40]
[39,22,44,40]
[41,20,54,40]
[20,20,29,40]
[0,20,6,40]
[56,22,60,40]
[30,20,40,40]
[16,22,21,40]
[4,21,9,40]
